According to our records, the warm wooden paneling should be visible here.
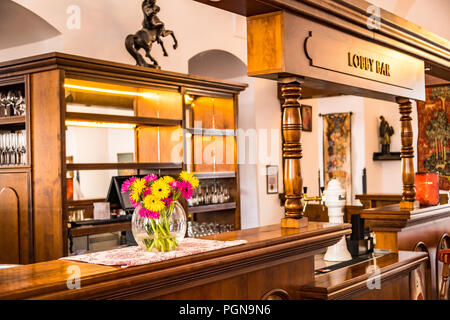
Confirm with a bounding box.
[0,172,31,264]
[136,126,159,163]
[214,135,235,172]
[192,97,213,128]
[213,97,235,129]
[136,126,183,163]
[0,185,20,264]
[159,126,183,163]
[247,11,284,76]
[31,70,65,262]
[193,135,214,172]
[136,88,182,120]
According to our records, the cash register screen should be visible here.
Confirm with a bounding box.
[106,175,147,211]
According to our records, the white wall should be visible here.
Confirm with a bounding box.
[5,0,248,73]
[368,0,450,40]
[1,0,446,226]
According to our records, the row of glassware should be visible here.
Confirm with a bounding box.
[187,221,235,237]
[187,183,232,207]
[0,90,26,117]
[0,131,27,166]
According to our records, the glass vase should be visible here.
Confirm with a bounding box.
[132,201,187,252]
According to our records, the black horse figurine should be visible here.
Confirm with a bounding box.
[125,0,178,69]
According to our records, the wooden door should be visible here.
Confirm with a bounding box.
[0,172,31,264]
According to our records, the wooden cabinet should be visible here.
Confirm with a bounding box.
[0,172,31,264]
[0,52,246,262]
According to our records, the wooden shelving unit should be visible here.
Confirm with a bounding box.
[188,202,237,214]
[66,162,182,171]
[65,112,182,127]
[0,52,247,263]
[0,75,32,265]
[194,171,236,179]
[185,128,235,136]
[0,115,26,126]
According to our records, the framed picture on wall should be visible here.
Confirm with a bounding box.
[301,105,313,132]
[266,165,279,194]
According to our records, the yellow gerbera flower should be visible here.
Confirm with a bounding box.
[179,171,199,188]
[143,195,165,212]
[162,176,175,184]
[130,191,141,203]
[131,178,147,196]
[150,179,170,200]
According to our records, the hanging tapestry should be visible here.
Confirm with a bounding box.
[417,85,450,190]
[323,113,352,204]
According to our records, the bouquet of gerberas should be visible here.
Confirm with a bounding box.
[121,171,199,252]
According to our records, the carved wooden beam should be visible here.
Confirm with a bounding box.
[279,77,308,228]
[396,97,417,209]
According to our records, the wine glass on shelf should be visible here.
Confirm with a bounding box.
[18,131,27,165]
[0,92,7,117]
[14,90,25,116]
[0,133,4,165]
[8,132,17,165]
[6,91,17,117]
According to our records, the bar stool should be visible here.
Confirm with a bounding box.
[438,249,450,300]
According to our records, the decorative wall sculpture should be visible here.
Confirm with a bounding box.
[417,85,450,190]
[323,113,352,204]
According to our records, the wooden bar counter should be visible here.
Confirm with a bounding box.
[0,222,351,300]
[361,203,450,299]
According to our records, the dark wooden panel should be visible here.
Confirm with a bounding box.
[0,172,31,264]
[0,186,20,264]
[353,274,410,300]
[31,70,65,262]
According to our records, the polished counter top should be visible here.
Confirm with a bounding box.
[0,222,351,299]
[300,251,428,300]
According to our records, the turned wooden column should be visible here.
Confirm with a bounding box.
[279,78,308,228]
[396,97,416,209]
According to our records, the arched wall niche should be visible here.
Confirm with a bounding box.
[188,49,285,229]
[0,0,61,50]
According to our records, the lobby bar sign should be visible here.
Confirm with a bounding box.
[347,52,390,77]
[304,31,422,90]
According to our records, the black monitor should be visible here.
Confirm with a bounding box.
[106,175,147,211]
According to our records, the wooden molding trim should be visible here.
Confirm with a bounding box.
[0,53,248,94]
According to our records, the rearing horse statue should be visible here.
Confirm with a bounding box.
[125,0,178,69]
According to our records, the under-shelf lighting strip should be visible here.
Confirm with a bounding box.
[63,83,158,129]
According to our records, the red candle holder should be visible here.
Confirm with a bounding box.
[415,172,439,206]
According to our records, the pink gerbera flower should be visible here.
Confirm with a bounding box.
[179,181,193,200]
[142,187,152,197]
[143,174,158,183]
[138,208,160,219]
[163,197,173,206]
[169,181,180,188]
[121,177,137,193]
[129,194,139,208]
